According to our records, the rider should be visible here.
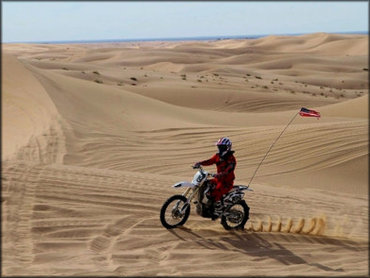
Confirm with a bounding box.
[194,137,236,218]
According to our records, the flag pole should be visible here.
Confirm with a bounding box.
[247,111,299,188]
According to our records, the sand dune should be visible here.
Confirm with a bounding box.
[2,33,368,276]
[2,160,367,276]
[2,54,66,162]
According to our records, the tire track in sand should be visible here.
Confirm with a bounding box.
[2,160,367,276]
[2,161,40,273]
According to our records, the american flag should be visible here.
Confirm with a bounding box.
[299,107,321,118]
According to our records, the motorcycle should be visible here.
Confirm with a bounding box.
[160,165,252,230]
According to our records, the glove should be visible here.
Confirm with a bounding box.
[193,162,201,169]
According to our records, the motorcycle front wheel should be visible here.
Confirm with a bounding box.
[160,195,191,229]
[221,200,249,230]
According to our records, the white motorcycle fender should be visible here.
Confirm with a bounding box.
[173,181,196,188]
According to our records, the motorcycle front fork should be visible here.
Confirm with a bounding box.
[179,187,199,213]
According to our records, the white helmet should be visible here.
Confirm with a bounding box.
[215,137,232,156]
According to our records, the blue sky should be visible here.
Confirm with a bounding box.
[2,1,368,42]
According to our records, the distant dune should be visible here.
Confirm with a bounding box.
[2,33,368,276]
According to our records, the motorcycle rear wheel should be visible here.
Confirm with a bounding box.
[160,195,191,229]
[221,200,249,230]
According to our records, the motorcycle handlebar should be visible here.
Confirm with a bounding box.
[191,165,215,177]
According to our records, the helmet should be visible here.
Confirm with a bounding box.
[215,137,232,156]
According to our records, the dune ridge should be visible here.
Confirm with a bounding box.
[2,33,368,276]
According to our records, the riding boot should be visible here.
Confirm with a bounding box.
[211,200,223,220]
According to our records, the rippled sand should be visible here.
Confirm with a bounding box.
[2,33,368,276]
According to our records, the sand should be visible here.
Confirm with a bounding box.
[2,33,368,276]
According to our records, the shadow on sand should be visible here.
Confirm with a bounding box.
[169,227,352,273]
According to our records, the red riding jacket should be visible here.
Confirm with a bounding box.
[199,151,236,183]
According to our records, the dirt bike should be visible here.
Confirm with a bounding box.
[160,165,252,230]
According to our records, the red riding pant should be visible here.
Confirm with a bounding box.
[210,178,234,202]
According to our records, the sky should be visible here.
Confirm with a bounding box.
[2,1,368,43]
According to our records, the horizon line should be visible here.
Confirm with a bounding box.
[3,30,368,44]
